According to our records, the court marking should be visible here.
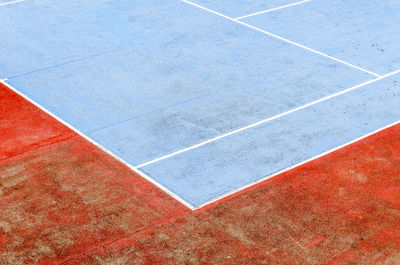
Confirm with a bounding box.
[136,69,400,169]
[0,0,24,7]
[193,118,400,210]
[181,0,381,77]
[2,75,399,211]
[1,0,398,210]
[0,79,196,210]
[235,0,313,20]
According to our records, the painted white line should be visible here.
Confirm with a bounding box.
[2,69,399,211]
[0,80,196,210]
[193,118,400,210]
[0,0,24,7]
[181,0,381,77]
[3,71,399,211]
[136,69,400,169]
[235,0,313,20]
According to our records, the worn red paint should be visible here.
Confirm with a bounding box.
[63,125,400,264]
[0,85,189,264]
[0,137,189,264]
[0,83,75,161]
[304,235,326,249]
[2,85,400,264]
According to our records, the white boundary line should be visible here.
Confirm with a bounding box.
[2,69,399,211]
[235,0,313,20]
[0,0,24,7]
[0,1,396,210]
[193,119,400,210]
[136,69,400,169]
[0,79,196,210]
[180,0,381,78]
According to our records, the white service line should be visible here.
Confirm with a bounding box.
[136,69,400,169]
[180,0,381,78]
[0,0,24,7]
[235,0,313,20]
[0,79,196,210]
[2,70,399,211]
[193,118,400,210]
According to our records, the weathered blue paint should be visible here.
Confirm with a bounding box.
[1,0,398,207]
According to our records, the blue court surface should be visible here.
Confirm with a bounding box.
[1,0,399,208]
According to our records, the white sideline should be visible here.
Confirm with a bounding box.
[235,0,313,20]
[193,119,400,209]
[136,69,400,169]
[1,66,399,211]
[2,69,399,211]
[0,79,196,210]
[0,0,24,7]
[180,0,381,78]
[0,0,397,210]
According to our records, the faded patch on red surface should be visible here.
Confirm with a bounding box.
[2,86,400,264]
[0,86,189,264]
[0,137,189,264]
[64,125,400,265]
[304,235,326,249]
[0,83,75,161]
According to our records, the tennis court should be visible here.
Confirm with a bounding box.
[1,0,400,263]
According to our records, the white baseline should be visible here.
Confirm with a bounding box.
[194,118,400,210]
[235,0,313,20]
